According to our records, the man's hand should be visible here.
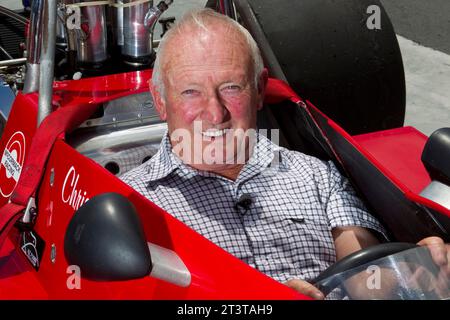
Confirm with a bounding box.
[284,279,325,300]
[287,226,382,300]
[416,236,450,297]
[417,236,449,266]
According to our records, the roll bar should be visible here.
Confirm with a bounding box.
[22,0,57,127]
[37,0,57,126]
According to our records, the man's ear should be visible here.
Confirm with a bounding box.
[256,68,269,110]
[150,82,167,120]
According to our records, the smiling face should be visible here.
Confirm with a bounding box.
[151,21,267,179]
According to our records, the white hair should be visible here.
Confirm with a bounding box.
[151,8,265,99]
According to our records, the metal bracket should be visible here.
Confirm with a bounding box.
[16,197,37,231]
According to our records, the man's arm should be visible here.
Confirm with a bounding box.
[331,226,389,299]
[332,226,380,261]
[285,226,380,299]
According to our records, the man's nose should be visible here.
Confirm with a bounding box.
[202,93,228,125]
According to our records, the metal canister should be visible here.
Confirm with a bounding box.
[74,0,108,66]
[122,0,154,66]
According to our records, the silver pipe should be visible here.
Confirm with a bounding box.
[23,0,44,93]
[28,0,45,64]
[23,63,40,93]
[121,0,172,65]
[144,0,173,34]
[142,0,172,54]
[114,0,124,47]
[38,0,57,127]
[0,58,27,67]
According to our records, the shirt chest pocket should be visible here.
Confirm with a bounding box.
[250,202,336,275]
[256,202,333,247]
[281,210,330,235]
[259,198,329,226]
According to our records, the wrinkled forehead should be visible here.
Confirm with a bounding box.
[161,23,253,78]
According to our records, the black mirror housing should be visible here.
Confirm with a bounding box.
[64,192,152,281]
[422,127,450,185]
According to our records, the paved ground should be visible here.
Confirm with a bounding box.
[381,0,450,55]
[398,35,450,135]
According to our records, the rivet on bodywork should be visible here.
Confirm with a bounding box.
[51,244,56,263]
[50,168,55,186]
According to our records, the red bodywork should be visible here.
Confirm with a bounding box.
[0,70,447,299]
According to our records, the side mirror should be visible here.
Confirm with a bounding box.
[64,192,152,281]
[420,128,450,210]
[422,127,450,185]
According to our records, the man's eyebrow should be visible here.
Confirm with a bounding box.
[219,80,245,87]
[173,70,248,81]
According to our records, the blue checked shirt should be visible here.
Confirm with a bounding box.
[120,131,386,283]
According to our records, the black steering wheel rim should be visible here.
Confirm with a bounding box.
[312,242,419,296]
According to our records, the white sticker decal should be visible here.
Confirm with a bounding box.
[0,131,26,197]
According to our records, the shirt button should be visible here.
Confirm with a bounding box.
[257,258,268,266]
[244,219,256,227]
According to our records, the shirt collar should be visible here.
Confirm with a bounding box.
[145,130,279,183]
[235,132,279,185]
[144,131,183,182]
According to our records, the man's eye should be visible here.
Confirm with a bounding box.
[181,89,199,96]
[222,85,241,92]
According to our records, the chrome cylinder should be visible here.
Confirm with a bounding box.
[75,0,108,65]
[27,0,44,64]
[23,0,44,93]
[122,0,153,64]
[113,0,124,47]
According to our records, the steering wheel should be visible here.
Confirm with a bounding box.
[312,242,424,297]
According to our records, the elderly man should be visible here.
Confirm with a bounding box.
[121,9,448,299]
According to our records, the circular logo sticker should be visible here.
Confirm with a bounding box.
[0,131,26,197]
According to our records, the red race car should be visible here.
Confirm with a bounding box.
[0,0,448,299]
